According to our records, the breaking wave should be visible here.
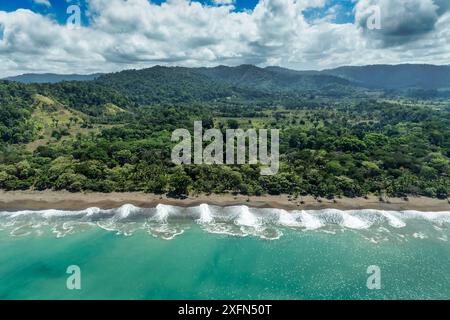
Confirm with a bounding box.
[0,204,449,241]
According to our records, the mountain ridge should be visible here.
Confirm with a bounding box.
[3,64,450,96]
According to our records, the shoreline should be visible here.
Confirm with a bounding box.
[0,190,449,212]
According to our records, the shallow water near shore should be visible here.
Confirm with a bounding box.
[0,204,449,299]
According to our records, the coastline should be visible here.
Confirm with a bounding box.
[0,190,449,212]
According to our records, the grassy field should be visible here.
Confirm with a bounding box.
[26,94,116,151]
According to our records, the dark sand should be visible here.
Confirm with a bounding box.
[0,191,449,212]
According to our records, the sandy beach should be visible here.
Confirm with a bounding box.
[0,190,448,212]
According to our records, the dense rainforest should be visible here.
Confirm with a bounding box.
[0,65,449,199]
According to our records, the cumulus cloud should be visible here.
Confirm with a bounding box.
[355,0,439,46]
[0,0,449,77]
[354,0,447,46]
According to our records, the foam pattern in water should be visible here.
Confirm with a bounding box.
[0,204,449,242]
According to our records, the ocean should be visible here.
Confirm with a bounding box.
[0,204,449,300]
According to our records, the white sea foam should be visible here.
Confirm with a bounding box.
[197,204,214,224]
[259,229,283,240]
[10,225,32,237]
[318,209,370,229]
[299,210,323,230]
[398,210,450,225]
[2,210,34,218]
[0,205,448,241]
[340,211,371,229]
[154,204,170,223]
[85,207,102,217]
[380,210,406,228]
[147,224,184,240]
[277,209,302,228]
[116,204,139,219]
[235,206,259,227]
[42,209,77,218]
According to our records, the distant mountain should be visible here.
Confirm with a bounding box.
[322,64,450,90]
[95,66,238,104]
[3,73,102,84]
[93,64,359,104]
[194,64,353,92]
[6,64,449,102]
[94,64,450,103]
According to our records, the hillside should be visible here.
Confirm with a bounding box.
[0,68,449,198]
[92,64,361,104]
[194,65,354,93]
[5,64,450,98]
[101,63,450,100]
[94,66,238,105]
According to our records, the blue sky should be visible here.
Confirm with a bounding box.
[303,0,355,24]
[0,0,90,25]
[0,0,356,25]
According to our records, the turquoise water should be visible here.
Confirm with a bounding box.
[0,204,449,300]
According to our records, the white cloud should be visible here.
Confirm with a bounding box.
[355,0,443,46]
[0,0,449,77]
[33,0,52,7]
[211,0,235,5]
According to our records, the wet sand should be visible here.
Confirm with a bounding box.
[0,190,449,212]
